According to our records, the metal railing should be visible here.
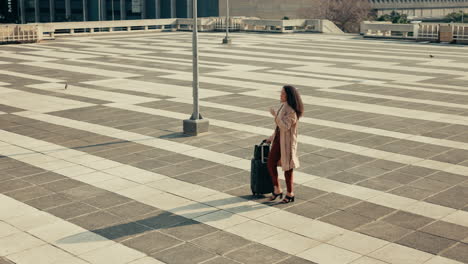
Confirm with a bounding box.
[0,24,39,44]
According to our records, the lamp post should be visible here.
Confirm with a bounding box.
[222,0,231,44]
[183,0,209,136]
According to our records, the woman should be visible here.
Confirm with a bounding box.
[266,85,304,203]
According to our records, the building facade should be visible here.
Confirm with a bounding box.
[218,0,468,19]
[0,0,218,23]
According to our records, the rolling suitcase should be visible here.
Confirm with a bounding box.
[251,140,274,196]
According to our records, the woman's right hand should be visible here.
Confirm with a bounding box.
[265,138,272,144]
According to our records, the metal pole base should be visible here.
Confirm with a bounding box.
[183,119,209,136]
[222,37,232,44]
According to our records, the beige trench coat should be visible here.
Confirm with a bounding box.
[269,103,300,171]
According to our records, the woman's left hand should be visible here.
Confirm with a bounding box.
[269,107,276,117]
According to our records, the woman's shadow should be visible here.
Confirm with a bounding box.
[57,194,278,245]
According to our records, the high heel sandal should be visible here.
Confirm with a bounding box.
[270,192,283,201]
[282,195,295,203]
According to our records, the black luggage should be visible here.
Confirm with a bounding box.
[251,140,274,196]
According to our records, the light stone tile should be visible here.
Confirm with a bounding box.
[83,159,122,170]
[6,211,61,231]
[167,201,219,219]
[225,220,283,242]
[290,221,346,242]
[297,243,362,264]
[0,196,39,220]
[260,230,321,255]
[29,221,87,244]
[334,185,382,200]
[350,256,388,264]
[194,210,250,230]
[115,185,163,201]
[79,243,146,264]
[53,165,96,178]
[256,210,312,231]
[367,193,418,210]
[0,232,46,255]
[424,256,465,264]
[368,244,433,264]
[128,257,166,264]
[93,178,141,192]
[403,202,456,220]
[303,178,350,193]
[328,231,390,255]
[55,231,115,255]
[8,244,75,264]
[0,221,20,238]
[140,192,192,211]
[442,211,468,227]
[73,171,117,184]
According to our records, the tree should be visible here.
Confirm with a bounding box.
[377,11,409,24]
[297,0,372,33]
[445,12,467,23]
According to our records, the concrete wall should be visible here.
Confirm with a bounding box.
[218,0,317,19]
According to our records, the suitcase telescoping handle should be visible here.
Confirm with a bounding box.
[260,140,270,164]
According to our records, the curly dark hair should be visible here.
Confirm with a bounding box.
[283,85,304,119]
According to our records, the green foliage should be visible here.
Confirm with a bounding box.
[282,16,290,20]
[377,11,409,24]
[445,12,467,23]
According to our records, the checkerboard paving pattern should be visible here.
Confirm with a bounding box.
[1,31,468,264]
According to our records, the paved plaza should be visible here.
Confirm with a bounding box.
[0,32,468,264]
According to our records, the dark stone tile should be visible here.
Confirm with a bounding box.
[424,186,468,209]
[327,171,368,184]
[46,202,99,219]
[277,256,318,264]
[175,171,216,184]
[4,185,54,202]
[421,221,468,241]
[431,149,468,164]
[0,257,15,264]
[122,230,183,254]
[4,166,46,177]
[25,193,74,210]
[132,159,171,170]
[345,164,389,178]
[69,211,123,230]
[301,163,342,177]
[395,166,437,178]
[200,165,244,177]
[93,222,152,242]
[311,193,360,209]
[61,186,112,201]
[357,221,411,242]
[192,231,250,255]
[426,172,467,185]
[160,220,217,241]
[377,171,420,184]
[152,243,216,264]
[41,179,85,192]
[158,154,194,164]
[105,201,159,219]
[0,179,33,193]
[320,210,373,230]
[292,186,327,201]
[136,211,189,230]
[357,178,401,192]
[409,178,452,192]
[441,243,468,263]
[82,192,132,209]
[345,201,395,220]
[226,243,288,264]
[397,231,456,254]
[389,186,434,200]
[365,159,405,171]
[200,177,244,192]
[200,257,240,264]
[285,201,337,219]
[382,211,434,230]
